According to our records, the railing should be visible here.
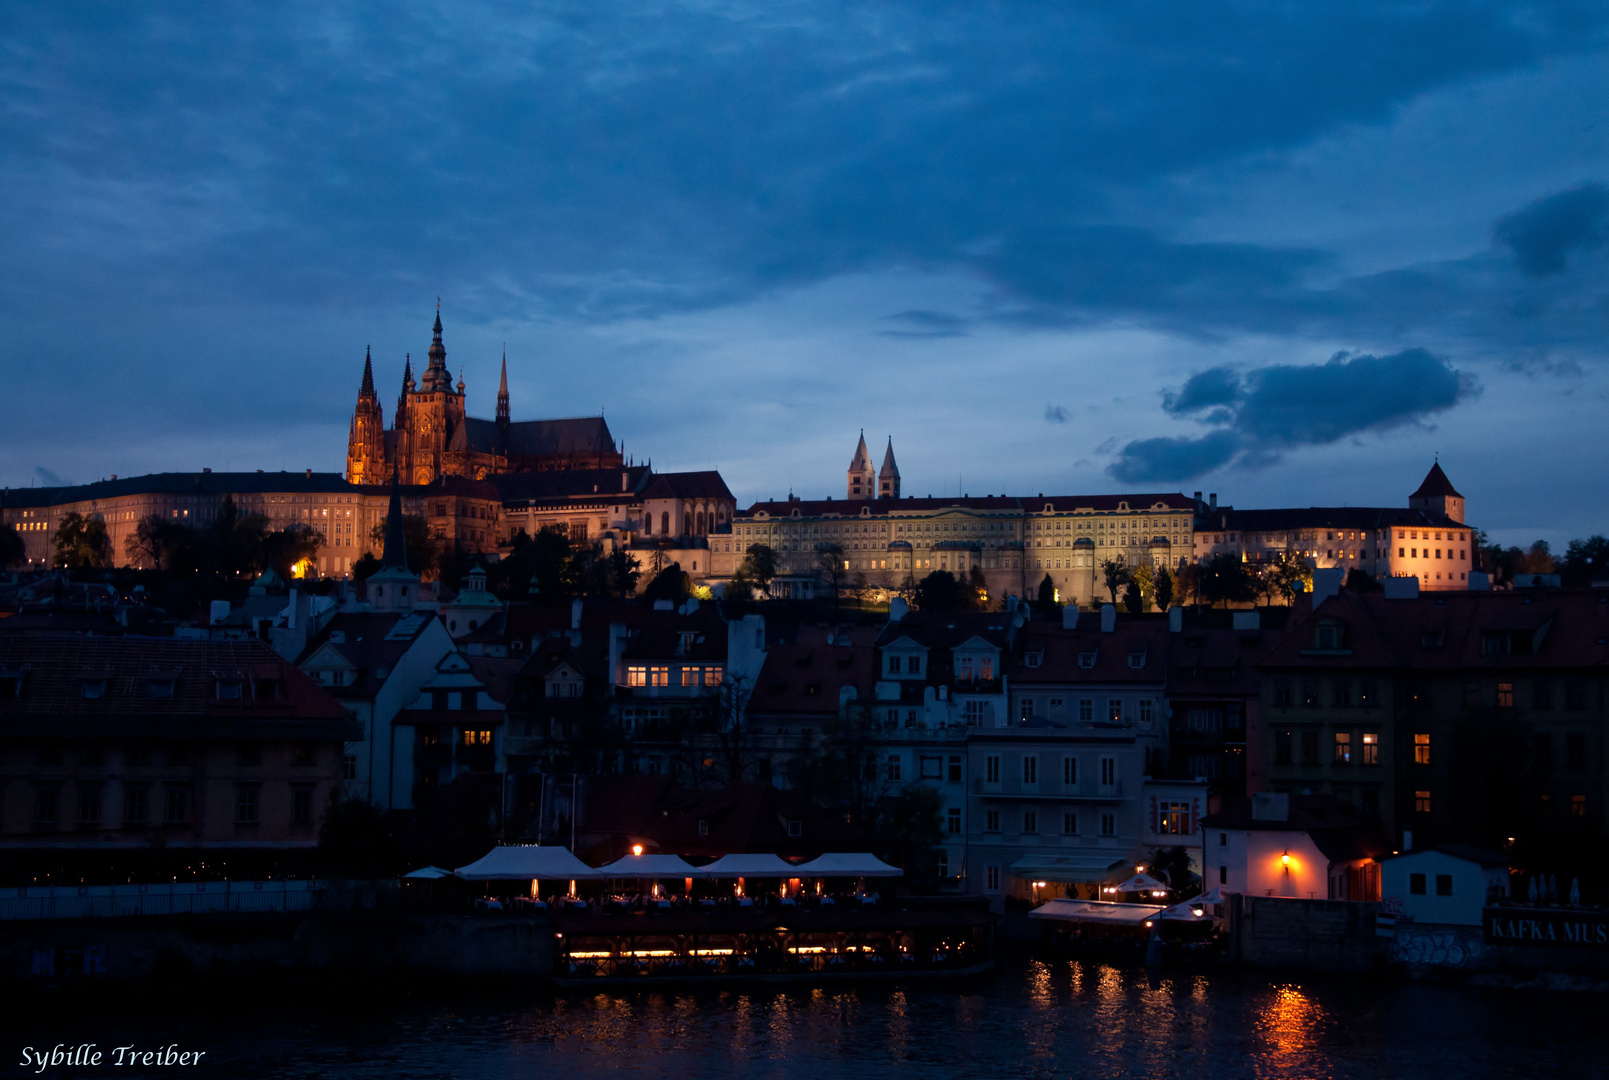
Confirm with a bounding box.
[0,880,318,921]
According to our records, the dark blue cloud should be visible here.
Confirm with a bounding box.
[1494,182,1609,276]
[1045,404,1070,423]
[1108,349,1479,482]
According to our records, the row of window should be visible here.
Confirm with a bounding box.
[981,753,1120,788]
[624,665,724,688]
[1018,696,1156,723]
[23,783,318,827]
[979,807,1118,837]
[23,744,317,769]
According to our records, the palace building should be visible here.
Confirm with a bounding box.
[347,308,623,486]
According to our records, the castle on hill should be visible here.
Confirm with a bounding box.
[346,308,623,485]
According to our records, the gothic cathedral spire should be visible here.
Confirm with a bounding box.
[496,349,510,427]
[879,437,901,500]
[345,346,386,485]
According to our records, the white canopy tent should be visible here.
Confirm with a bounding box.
[794,853,903,878]
[455,845,605,881]
[1159,897,1215,922]
[402,865,455,880]
[1011,854,1129,885]
[698,853,801,877]
[1113,872,1170,896]
[1028,899,1165,925]
[600,852,703,879]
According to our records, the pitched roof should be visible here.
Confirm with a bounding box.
[1411,461,1463,500]
[1010,618,1170,687]
[1257,588,1609,673]
[451,416,617,458]
[297,611,439,697]
[640,470,735,502]
[750,640,879,718]
[0,633,347,728]
[1198,506,1467,533]
[1200,794,1388,863]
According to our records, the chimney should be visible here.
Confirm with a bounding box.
[887,597,908,623]
[1100,603,1116,633]
[1062,605,1079,630]
[1209,493,1217,510]
[1193,491,1202,510]
[202,467,211,474]
[1252,792,1289,822]
[1168,606,1182,633]
[571,598,583,630]
[305,468,313,478]
[622,471,629,492]
[1382,576,1420,600]
[209,600,230,625]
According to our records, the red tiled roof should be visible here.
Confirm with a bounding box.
[0,633,345,719]
[1410,461,1463,500]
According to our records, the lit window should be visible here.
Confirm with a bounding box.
[1362,732,1379,765]
[1497,682,1514,708]
[627,665,647,687]
[1333,732,1352,764]
[1414,733,1431,765]
[1414,790,1432,814]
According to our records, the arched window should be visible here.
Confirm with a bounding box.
[642,514,651,535]
[684,512,693,536]
[661,512,670,535]
[696,511,706,535]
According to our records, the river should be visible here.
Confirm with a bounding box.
[5,952,1597,1079]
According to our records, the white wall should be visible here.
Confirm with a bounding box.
[1381,850,1506,926]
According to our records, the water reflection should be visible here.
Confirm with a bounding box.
[8,955,1599,1080]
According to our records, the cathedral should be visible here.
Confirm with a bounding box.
[346,309,624,485]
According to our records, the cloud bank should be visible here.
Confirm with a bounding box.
[1108,349,1479,482]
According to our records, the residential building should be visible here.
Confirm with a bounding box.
[0,634,357,853]
[1254,586,1609,849]
[1199,792,1386,900]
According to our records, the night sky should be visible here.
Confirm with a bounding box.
[4,3,1607,546]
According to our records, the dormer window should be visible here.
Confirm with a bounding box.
[1315,624,1343,650]
[1024,650,1043,669]
[698,820,710,837]
[1127,651,1147,669]
[147,677,176,698]
[0,669,23,701]
[216,678,243,701]
[1078,651,1097,669]
[888,656,902,674]
[81,678,107,700]
[254,678,281,701]
[787,820,803,838]
[1420,630,1445,649]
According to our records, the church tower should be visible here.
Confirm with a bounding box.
[345,347,386,484]
[878,437,901,500]
[496,350,510,428]
[848,431,875,499]
[1409,460,1465,524]
[401,304,468,485]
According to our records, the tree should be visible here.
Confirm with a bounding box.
[913,570,965,612]
[1153,566,1175,612]
[1560,536,1609,587]
[602,548,642,598]
[317,796,403,878]
[53,512,111,569]
[1121,580,1143,614]
[1343,567,1381,593]
[873,785,945,892]
[1268,550,1310,605]
[1174,562,1203,608]
[643,561,691,603]
[1035,573,1058,613]
[1100,556,1130,603]
[0,523,22,569]
[1198,552,1254,608]
[1130,562,1155,610]
[816,542,846,605]
[967,565,989,609]
[261,525,326,580]
[725,565,756,603]
[849,570,873,605]
[1146,845,1198,902]
[742,544,778,597]
[213,500,270,579]
[124,514,169,570]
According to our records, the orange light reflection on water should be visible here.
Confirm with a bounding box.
[1254,984,1326,1076]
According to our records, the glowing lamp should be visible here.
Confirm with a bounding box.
[1191,907,1205,918]
[632,844,644,857]
[1281,853,1291,868]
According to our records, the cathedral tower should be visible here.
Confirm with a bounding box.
[848,431,875,499]
[878,437,901,500]
[345,347,386,484]
[496,350,510,427]
[401,305,467,485]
